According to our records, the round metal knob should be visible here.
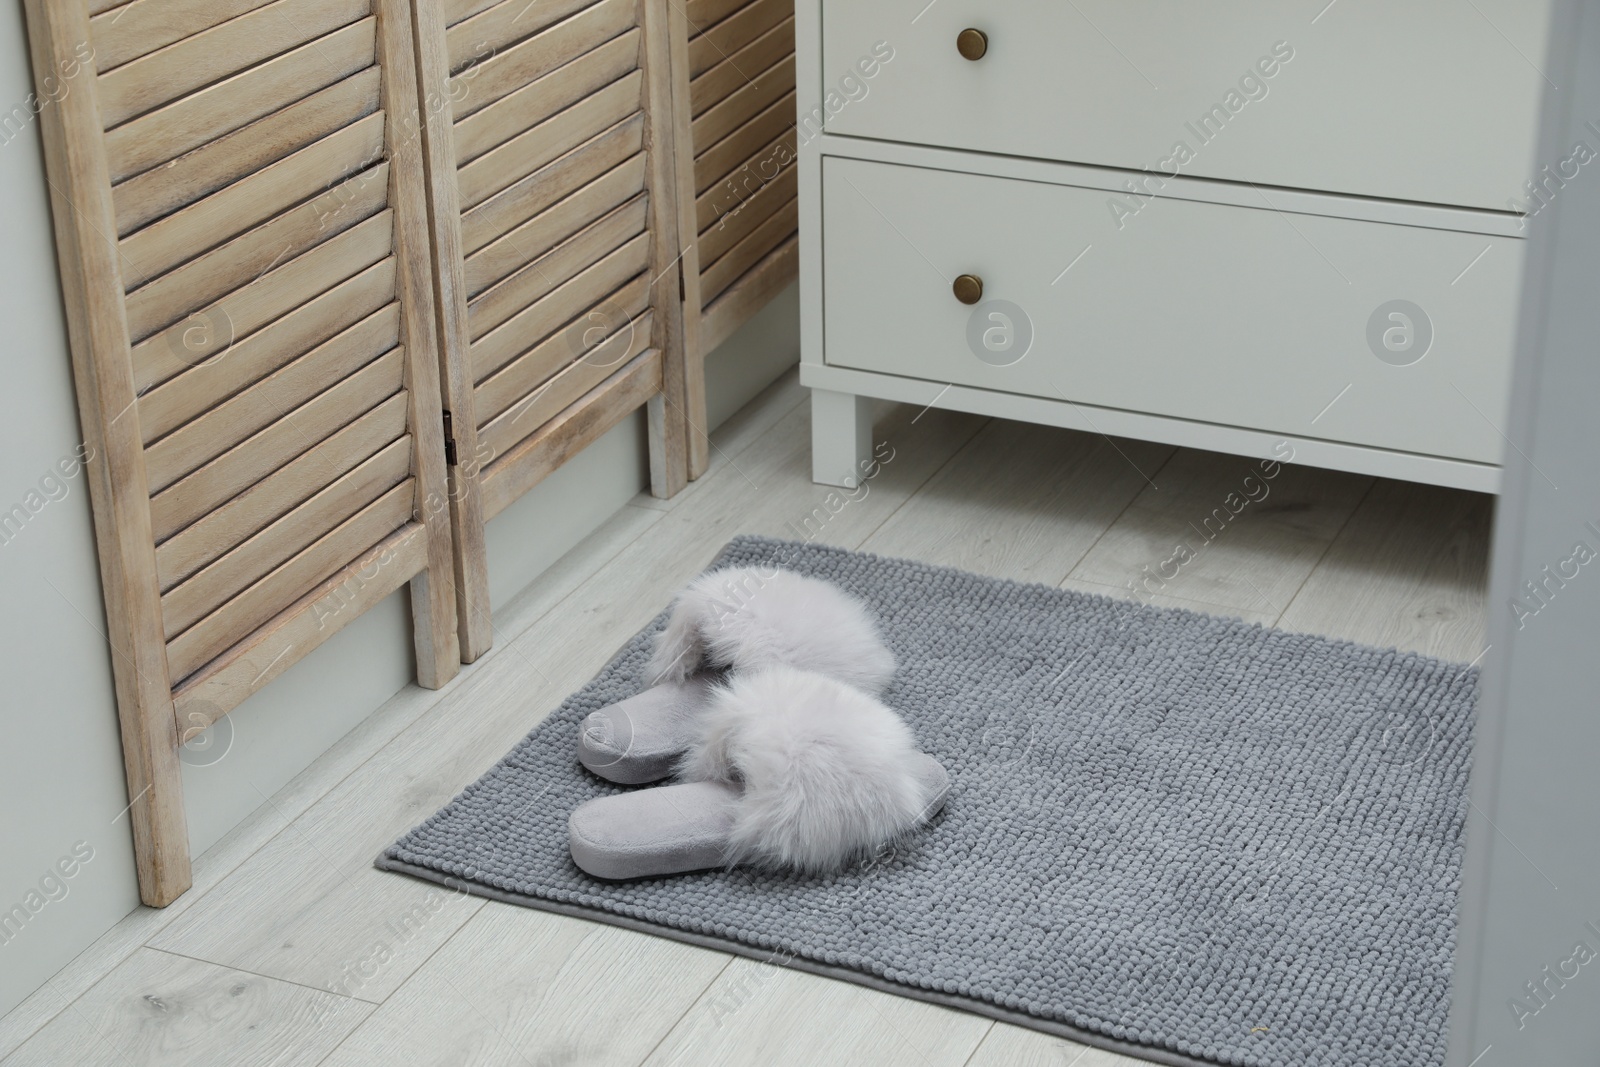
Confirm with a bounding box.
[957,28,988,61]
[952,274,984,305]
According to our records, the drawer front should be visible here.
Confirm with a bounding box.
[819,0,1545,212]
[821,158,1519,465]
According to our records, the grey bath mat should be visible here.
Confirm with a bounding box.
[379,536,1475,1067]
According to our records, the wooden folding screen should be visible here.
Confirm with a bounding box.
[22,0,459,905]
[411,0,690,661]
[22,0,783,907]
[667,0,800,478]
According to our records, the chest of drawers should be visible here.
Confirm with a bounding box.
[799,1,1549,493]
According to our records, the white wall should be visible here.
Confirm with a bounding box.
[1,0,140,1014]
[0,0,798,1012]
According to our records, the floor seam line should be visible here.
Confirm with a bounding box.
[142,944,379,1005]
[1059,444,1184,587]
[955,1020,997,1067]
[856,416,994,551]
[1274,477,1380,627]
[629,955,738,1066]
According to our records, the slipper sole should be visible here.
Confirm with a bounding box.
[569,754,951,880]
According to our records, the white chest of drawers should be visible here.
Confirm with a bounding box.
[798,1,1550,493]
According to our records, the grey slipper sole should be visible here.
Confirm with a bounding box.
[568,754,951,881]
[577,677,718,785]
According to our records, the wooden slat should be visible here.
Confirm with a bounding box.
[149,354,404,540]
[139,260,397,446]
[469,194,647,340]
[693,88,791,195]
[452,29,638,167]
[144,311,399,495]
[690,53,791,151]
[130,212,394,394]
[155,393,410,584]
[171,523,427,726]
[144,311,401,494]
[451,0,636,119]
[90,0,273,73]
[165,481,416,681]
[458,70,641,209]
[699,232,795,352]
[442,0,501,27]
[684,0,744,31]
[124,164,389,353]
[699,193,795,303]
[697,163,794,265]
[696,121,795,231]
[103,19,376,184]
[461,112,642,254]
[113,68,381,236]
[208,211,395,337]
[465,154,645,299]
[470,233,649,387]
[97,0,371,128]
[478,310,652,462]
[161,437,413,636]
[688,14,792,118]
[686,0,784,77]
[119,116,387,289]
[445,0,593,71]
[479,347,660,518]
[473,274,648,432]
[463,126,643,292]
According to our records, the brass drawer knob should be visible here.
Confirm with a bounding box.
[957,28,988,61]
[953,274,984,304]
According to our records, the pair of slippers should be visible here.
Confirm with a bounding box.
[567,566,950,880]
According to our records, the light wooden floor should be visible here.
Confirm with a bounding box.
[0,370,1493,1067]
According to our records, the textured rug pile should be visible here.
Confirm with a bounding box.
[380,536,1475,1067]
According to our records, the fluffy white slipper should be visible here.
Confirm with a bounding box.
[569,667,948,880]
[576,677,718,785]
[644,566,897,691]
[578,567,896,785]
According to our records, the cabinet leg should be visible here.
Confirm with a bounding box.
[810,388,872,487]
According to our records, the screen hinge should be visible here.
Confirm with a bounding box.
[442,411,458,467]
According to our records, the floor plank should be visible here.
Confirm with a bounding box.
[1,948,369,1067]
[963,1021,1153,1067]
[1277,479,1493,661]
[1067,448,1373,619]
[642,959,991,1067]
[323,903,728,1066]
[146,808,487,1004]
[861,420,1173,586]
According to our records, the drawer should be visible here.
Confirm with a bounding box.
[821,157,1519,465]
[819,0,1546,213]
